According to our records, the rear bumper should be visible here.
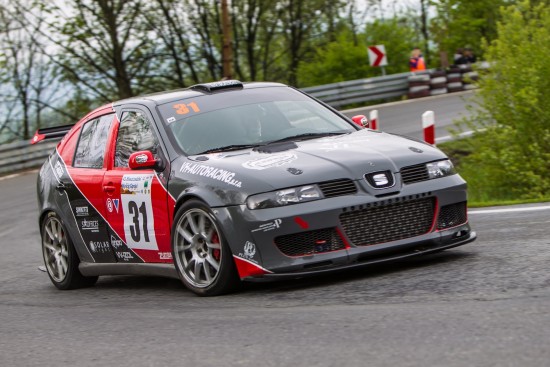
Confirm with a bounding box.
[242,230,476,282]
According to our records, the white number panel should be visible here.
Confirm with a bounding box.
[120,174,158,250]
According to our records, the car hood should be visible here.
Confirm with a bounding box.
[176,129,447,196]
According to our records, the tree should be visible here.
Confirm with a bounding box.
[298,30,371,86]
[33,0,158,101]
[0,0,65,141]
[230,0,280,81]
[456,0,550,201]
[430,0,513,59]
[140,0,201,88]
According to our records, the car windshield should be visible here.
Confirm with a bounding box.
[160,88,355,155]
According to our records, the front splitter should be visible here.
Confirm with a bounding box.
[243,231,477,282]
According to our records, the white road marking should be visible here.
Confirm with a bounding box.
[469,206,550,215]
[436,128,487,143]
[0,169,39,181]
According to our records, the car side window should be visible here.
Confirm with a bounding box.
[73,114,114,168]
[115,111,159,168]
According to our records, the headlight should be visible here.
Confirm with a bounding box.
[426,160,456,179]
[247,185,324,209]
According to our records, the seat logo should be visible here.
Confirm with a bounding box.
[373,173,389,186]
[365,170,395,189]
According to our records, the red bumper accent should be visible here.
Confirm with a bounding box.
[233,256,272,278]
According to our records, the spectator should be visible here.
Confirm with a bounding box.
[463,48,477,63]
[454,48,465,64]
[409,47,426,72]
[455,47,477,65]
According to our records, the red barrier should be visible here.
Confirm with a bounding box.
[369,110,378,130]
[422,111,435,145]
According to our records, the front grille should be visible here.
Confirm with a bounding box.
[437,202,467,229]
[340,197,435,246]
[274,228,345,257]
[318,179,357,198]
[401,163,429,184]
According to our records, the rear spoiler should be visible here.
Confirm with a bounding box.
[31,124,74,144]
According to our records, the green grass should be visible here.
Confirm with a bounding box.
[438,136,550,207]
[467,197,550,208]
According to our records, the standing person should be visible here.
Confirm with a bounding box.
[409,47,426,72]
[454,48,465,65]
[463,48,477,64]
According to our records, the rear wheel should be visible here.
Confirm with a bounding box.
[172,200,240,296]
[41,212,98,290]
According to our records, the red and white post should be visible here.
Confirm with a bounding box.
[422,110,435,145]
[369,110,378,130]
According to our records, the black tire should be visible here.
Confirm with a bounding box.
[171,199,240,296]
[41,212,98,290]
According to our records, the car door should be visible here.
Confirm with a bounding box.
[64,113,118,263]
[102,108,172,263]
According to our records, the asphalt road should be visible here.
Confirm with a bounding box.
[2,92,549,367]
[342,90,478,142]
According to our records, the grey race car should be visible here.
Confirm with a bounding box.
[35,80,476,296]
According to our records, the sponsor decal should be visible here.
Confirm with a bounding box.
[81,219,99,232]
[287,167,303,175]
[75,206,89,217]
[243,241,256,258]
[238,241,257,263]
[242,153,297,170]
[251,219,282,233]
[180,162,242,188]
[106,198,120,213]
[54,160,64,178]
[166,116,176,124]
[121,174,154,194]
[116,252,134,261]
[111,235,123,249]
[112,198,119,212]
[294,216,309,229]
[318,136,372,152]
[159,252,173,260]
[135,154,148,164]
[89,240,110,253]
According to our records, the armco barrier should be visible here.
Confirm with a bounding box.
[1,67,485,176]
[0,139,58,175]
[303,64,485,108]
[302,70,431,108]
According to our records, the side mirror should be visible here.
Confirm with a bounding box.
[351,115,369,128]
[129,151,158,170]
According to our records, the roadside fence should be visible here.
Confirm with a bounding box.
[1,65,487,176]
[303,63,486,108]
[0,139,57,176]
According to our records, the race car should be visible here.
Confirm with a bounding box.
[35,80,476,296]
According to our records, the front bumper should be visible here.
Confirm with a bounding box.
[218,174,476,279]
[243,230,476,282]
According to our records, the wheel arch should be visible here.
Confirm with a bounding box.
[38,208,58,236]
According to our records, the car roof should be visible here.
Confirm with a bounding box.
[113,81,288,107]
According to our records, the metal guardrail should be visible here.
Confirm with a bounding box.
[302,70,430,108]
[0,139,58,176]
[0,68,469,176]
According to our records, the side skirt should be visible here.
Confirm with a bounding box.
[79,262,179,279]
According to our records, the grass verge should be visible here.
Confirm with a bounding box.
[438,135,550,208]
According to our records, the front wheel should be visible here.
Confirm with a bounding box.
[171,200,240,296]
[41,212,98,289]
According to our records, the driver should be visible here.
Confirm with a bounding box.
[240,111,263,143]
